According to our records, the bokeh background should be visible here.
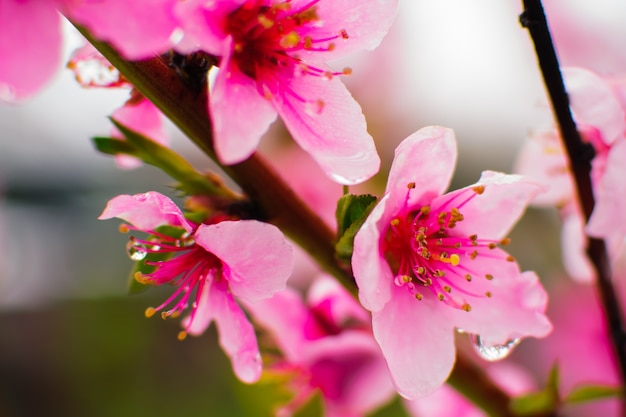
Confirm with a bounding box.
[1,0,624,416]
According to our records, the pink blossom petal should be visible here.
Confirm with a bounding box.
[561,208,595,283]
[98,191,193,232]
[385,126,457,215]
[307,276,370,325]
[587,138,626,250]
[404,384,487,417]
[174,0,243,54]
[0,0,62,101]
[352,195,394,312]
[207,279,262,383]
[439,171,543,240]
[193,221,293,302]
[299,0,399,63]
[372,287,456,399]
[304,332,394,417]
[446,267,552,346]
[112,98,169,169]
[564,67,625,145]
[513,129,573,207]
[243,287,308,359]
[211,50,278,164]
[273,71,380,184]
[64,0,178,59]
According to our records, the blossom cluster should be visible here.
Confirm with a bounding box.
[3,0,626,416]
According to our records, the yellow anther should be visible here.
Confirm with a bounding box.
[443,286,451,293]
[118,224,130,233]
[438,294,445,301]
[280,31,300,48]
[465,274,472,282]
[485,274,494,280]
[488,243,497,249]
[420,206,431,216]
[390,218,400,226]
[472,185,485,195]
[133,271,150,284]
[402,275,412,283]
[328,43,336,51]
[506,255,516,262]
[469,234,478,241]
[425,278,433,286]
[416,266,426,275]
[145,307,156,318]
[485,291,492,298]
[161,311,169,320]
[342,67,352,75]
[304,36,313,49]
[450,254,460,266]
[407,182,416,189]
[415,293,423,300]
[462,303,472,312]
[470,250,478,260]
[257,14,274,29]
[177,331,188,341]
[500,238,511,246]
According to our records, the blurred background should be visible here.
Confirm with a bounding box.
[1,0,624,416]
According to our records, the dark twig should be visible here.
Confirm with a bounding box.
[520,0,626,412]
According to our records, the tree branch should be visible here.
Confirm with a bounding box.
[520,1,626,412]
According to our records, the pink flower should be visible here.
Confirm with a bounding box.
[0,0,63,101]
[247,276,395,417]
[352,126,552,399]
[175,0,398,184]
[98,191,293,383]
[515,68,626,281]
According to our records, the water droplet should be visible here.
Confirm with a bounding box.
[470,334,520,361]
[126,241,148,261]
[68,46,124,88]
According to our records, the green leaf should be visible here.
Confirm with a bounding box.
[564,384,623,405]
[510,363,560,416]
[509,390,556,416]
[92,136,138,156]
[107,118,230,196]
[335,193,378,237]
[334,194,378,262]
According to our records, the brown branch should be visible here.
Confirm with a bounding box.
[520,1,626,413]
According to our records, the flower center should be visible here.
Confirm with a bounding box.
[227,0,351,104]
[121,224,222,340]
[382,183,514,311]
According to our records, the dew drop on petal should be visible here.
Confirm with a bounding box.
[470,334,520,361]
[126,240,148,261]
